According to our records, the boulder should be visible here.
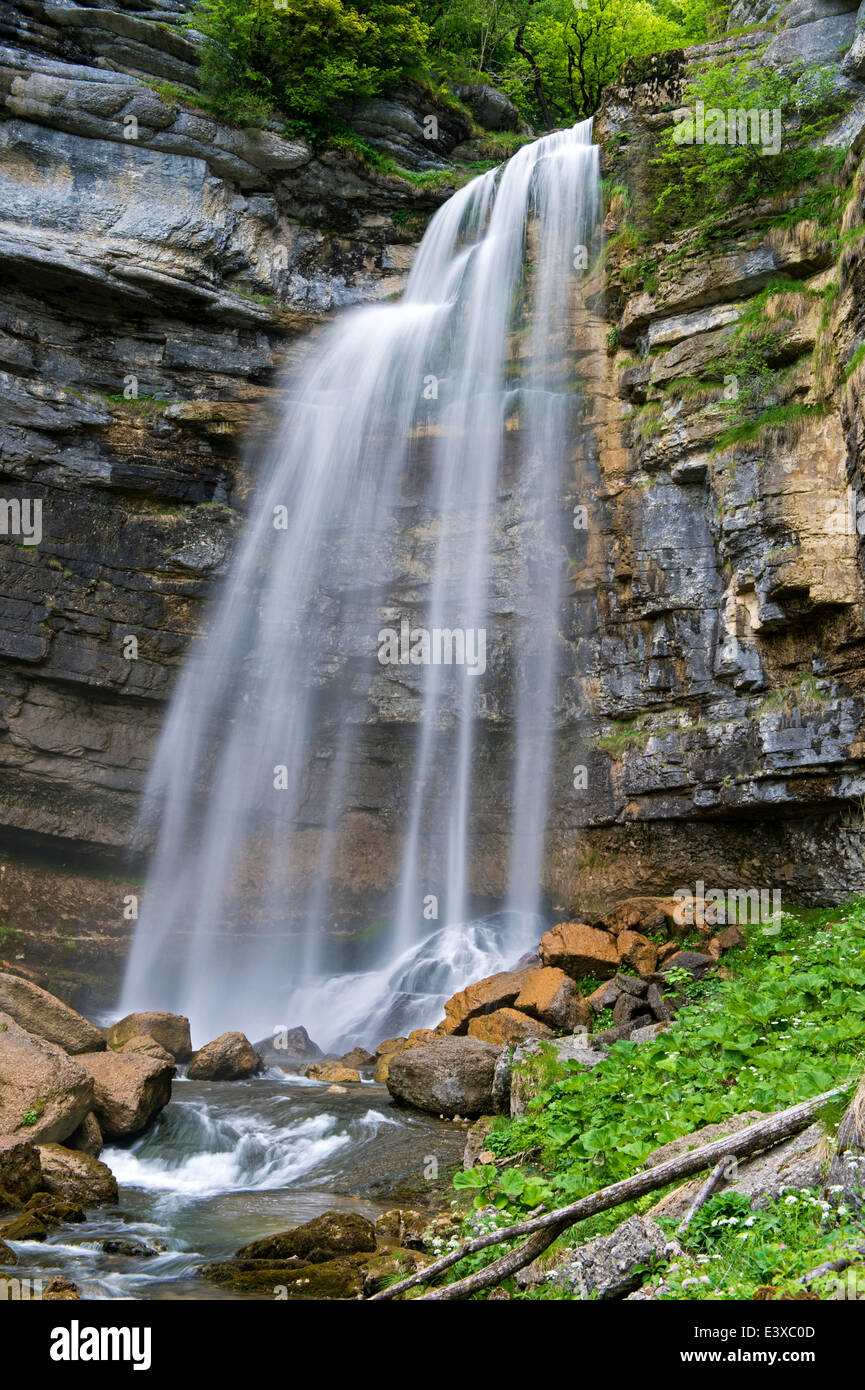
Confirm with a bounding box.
[202,1254,366,1298]
[507,1034,606,1117]
[36,1143,118,1206]
[42,1277,82,1300]
[0,973,105,1055]
[0,1137,42,1202]
[660,950,715,978]
[467,1008,553,1047]
[0,1237,17,1266]
[303,1062,362,1083]
[187,1032,262,1081]
[717,925,746,951]
[375,1208,428,1248]
[339,1047,375,1068]
[514,967,592,1033]
[586,979,619,1014]
[255,1026,323,1068]
[386,1036,499,1117]
[80,1052,173,1138]
[617,930,658,975]
[597,896,680,937]
[235,1212,377,1262]
[373,1053,396,1083]
[105,1012,192,1062]
[443,967,536,1033]
[1,1211,47,1241]
[594,1016,654,1046]
[64,1111,103,1159]
[99,1237,159,1257]
[375,1037,407,1058]
[0,1014,93,1144]
[538,923,619,980]
[613,991,649,1026]
[119,1035,174,1065]
[452,81,521,132]
[23,1192,86,1227]
[517,1215,668,1298]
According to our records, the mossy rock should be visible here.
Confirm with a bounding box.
[201,1253,366,1298]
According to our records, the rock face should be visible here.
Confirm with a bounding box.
[80,1051,173,1138]
[386,1036,500,1116]
[0,1013,93,1143]
[105,1012,192,1062]
[0,0,471,1002]
[187,1031,262,1080]
[0,973,105,1054]
[36,1143,118,1206]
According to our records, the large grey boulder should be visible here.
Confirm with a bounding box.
[386,1037,499,1117]
[452,82,521,132]
[517,1216,669,1298]
[0,1014,94,1144]
[0,973,105,1054]
[501,1033,609,1118]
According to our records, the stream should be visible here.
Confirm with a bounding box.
[3,1073,466,1300]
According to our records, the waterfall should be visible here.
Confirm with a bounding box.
[120,121,601,1050]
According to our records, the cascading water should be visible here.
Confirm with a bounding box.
[121,121,601,1049]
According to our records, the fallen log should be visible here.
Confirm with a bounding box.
[370,1084,846,1301]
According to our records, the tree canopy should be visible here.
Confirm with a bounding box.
[193,0,723,134]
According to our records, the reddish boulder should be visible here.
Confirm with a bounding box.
[466,1008,553,1046]
[443,967,536,1034]
[515,968,591,1032]
[539,923,619,980]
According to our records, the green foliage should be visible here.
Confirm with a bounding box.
[460,902,865,1218]
[654,59,849,240]
[654,1187,865,1299]
[195,0,428,131]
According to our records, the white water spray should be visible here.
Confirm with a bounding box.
[121,122,601,1048]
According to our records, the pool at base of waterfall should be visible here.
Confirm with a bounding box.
[1,1075,467,1300]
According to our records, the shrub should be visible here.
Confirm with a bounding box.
[195,0,428,132]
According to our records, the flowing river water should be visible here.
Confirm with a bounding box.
[4,1073,466,1299]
